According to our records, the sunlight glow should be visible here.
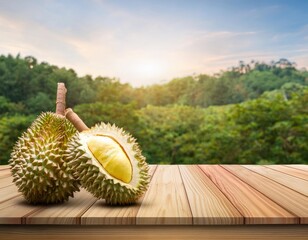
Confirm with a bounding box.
[133,60,166,78]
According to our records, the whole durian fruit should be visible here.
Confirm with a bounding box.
[9,83,80,204]
[66,110,150,205]
[9,112,79,204]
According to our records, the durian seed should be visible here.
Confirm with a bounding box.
[87,135,132,183]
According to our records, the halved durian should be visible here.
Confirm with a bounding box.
[9,112,80,204]
[67,123,149,205]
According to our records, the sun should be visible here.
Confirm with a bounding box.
[133,60,166,78]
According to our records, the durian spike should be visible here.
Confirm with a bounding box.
[65,108,89,132]
[9,82,80,204]
[65,108,150,205]
[56,83,67,116]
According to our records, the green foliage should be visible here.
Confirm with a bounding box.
[0,115,35,165]
[0,54,307,165]
[0,96,25,115]
[230,89,308,164]
[26,92,54,113]
[136,105,206,164]
[74,102,139,134]
[135,89,307,164]
[136,105,237,164]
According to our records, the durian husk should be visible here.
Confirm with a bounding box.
[9,112,80,204]
[66,122,150,205]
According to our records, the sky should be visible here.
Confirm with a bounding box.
[0,0,308,86]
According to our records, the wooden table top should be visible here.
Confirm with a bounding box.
[0,164,307,225]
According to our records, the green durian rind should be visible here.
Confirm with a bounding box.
[67,123,150,205]
[9,112,80,204]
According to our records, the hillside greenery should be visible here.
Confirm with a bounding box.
[0,54,307,164]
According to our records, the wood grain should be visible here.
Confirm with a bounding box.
[243,165,308,196]
[0,184,20,204]
[1,225,308,240]
[266,165,308,181]
[285,165,308,172]
[200,165,297,224]
[222,165,308,224]
[81,165,157,225]
[0,166,10,171]
[25,189,97,224]
[0,165,308,226]
[0,169,11,179]
[179,165,243,225]
[0,195,41,224]
[136,165,192,225]
[0,176,13,189]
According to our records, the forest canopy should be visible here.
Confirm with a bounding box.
[0,54,307,164]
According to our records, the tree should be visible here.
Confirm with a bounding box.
[0,115,34,164]
[74,102,139,133]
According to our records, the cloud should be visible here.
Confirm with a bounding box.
[168,31,259,74]
[0,1,307,86]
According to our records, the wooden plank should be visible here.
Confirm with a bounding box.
[0,165,10,171]
[179,165,242,225]
[25,189,96,224]
[285,165,308,172]
[222,165,308,224]
[0,164,307,226]
[0,195,24,211]
[136,165,192,225]
[0,176,14,189]
[81,199,137,225]
[266,165,308,181]
[0,195,41,224]
[244,165,308,196]
[0,184,20,204]
[1,225,308,240]
[81,165,158,225]
[200,165,297,224]
[0,169,11,179]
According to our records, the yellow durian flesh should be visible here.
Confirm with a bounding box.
[87,136,132,183]
[67,122,150,205]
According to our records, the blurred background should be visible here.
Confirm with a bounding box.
[0,0,307,164]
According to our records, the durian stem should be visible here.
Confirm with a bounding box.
[65,108,89,132]
[56,83,67,116]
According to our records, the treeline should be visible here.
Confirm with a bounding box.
[0,54,307,164]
